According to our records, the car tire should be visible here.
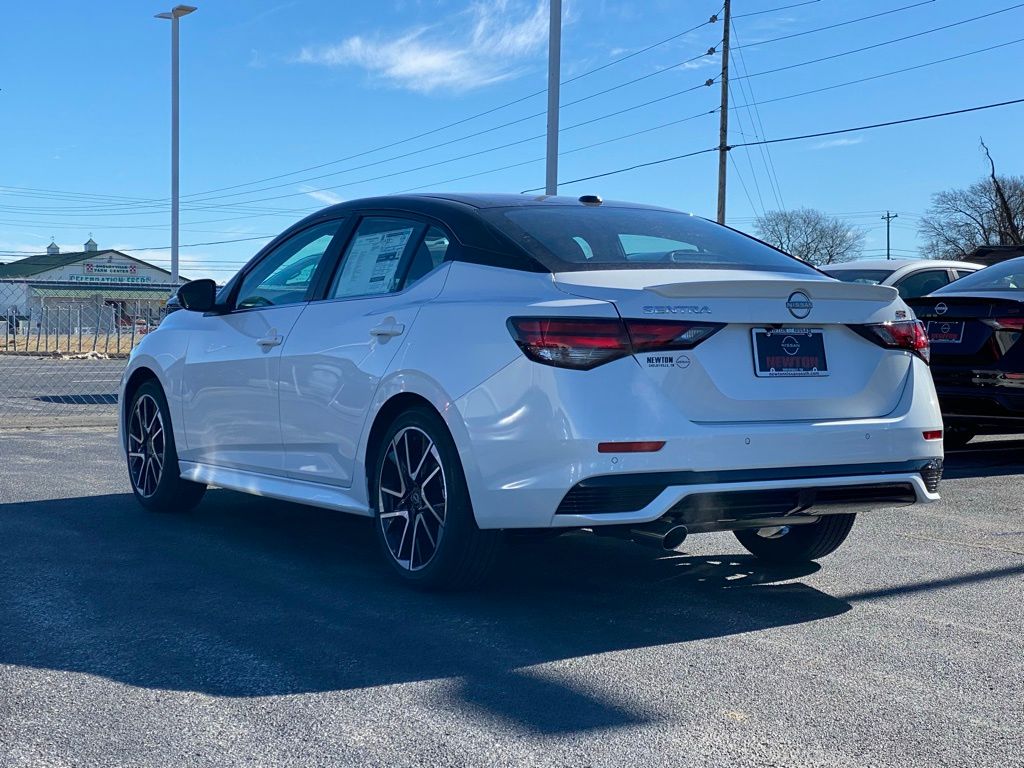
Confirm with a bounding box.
[370,405,501,589]
[126,380,206,513]
[943,428,976,450]
[734,514,856,563]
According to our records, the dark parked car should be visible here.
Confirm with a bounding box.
[908,257,1024,447]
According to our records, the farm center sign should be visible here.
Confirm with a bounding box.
[85,262,137,275]
[68,262,153,283]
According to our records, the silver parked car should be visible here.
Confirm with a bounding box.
[823,259,983,299]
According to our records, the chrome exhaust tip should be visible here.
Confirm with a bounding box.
[662,524,688,550]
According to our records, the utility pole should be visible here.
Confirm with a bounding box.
[716,0,731,224]
[882,211,898,260]
[545,0,562,197]
[156,5,197,287]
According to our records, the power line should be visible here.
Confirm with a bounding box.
[730,22,784,209]
[728,91,767,215]
[397,109,718,193]
[164,8,724,201]
[732,0,937,51]
[161,57,721,209]
[728,153,762,218]
[735,3,1024,83]
[734,0,822,19]
[732,37,1024,110]
[0,235,272,257]
[523,98,1024,191]
[8,3,1009,219]
[138,81,720,209]
[143,2,1023,211]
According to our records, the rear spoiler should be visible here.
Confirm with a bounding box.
[646,279,898,302]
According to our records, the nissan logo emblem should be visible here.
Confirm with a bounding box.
[935,302,948,315]
[786,291,813,319]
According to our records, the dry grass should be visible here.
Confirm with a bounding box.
[0,332,146,356]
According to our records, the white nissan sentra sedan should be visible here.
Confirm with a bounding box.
[120,194,944,588]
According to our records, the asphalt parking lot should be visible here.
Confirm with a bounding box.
[0,428,1021,768]
[0,357,124,424]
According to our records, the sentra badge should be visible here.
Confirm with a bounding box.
[642,305,712,315]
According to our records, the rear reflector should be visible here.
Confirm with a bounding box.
[923,430,943,441]
[507,317,723,370]
[598,441,666,453]
[851,320,930,363]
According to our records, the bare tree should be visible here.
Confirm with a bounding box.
[918,141,1024,260]
[918,176,1024,260]
[754,208,864,265]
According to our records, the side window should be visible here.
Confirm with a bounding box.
[331,217,422,299]
[236,220,342,309]
[400,226,450,289]
[895,269,952,299]
[953,269,974,280]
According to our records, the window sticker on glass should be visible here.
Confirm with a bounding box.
[335,226,414,297]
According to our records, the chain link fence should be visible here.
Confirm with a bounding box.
[1,280,173,427]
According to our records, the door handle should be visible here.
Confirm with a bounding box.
[256,332,283,349]
[370,322,405,339]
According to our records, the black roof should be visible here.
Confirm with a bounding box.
[280,193,682,257]
[312,192,678,214]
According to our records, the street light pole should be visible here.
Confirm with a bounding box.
[156,5,197,287]
[545,0,562,197]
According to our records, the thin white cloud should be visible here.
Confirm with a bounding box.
[299,186,344,206]
[811,137,865,150]
[295,0,549,93]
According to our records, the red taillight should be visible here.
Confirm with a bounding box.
[507,317,723,370]
[506,318,631,370]
[598,441,665,453]
[853,320,930,363]
[923,430,943,441]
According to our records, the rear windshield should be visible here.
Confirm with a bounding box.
[935,259,1024,293]
[480,206,818,274]
[823,269,892,285]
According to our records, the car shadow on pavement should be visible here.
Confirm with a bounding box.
[942,437,1024,480]
[1,490,849,734]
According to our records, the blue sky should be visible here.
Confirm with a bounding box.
[1,0,1022,279]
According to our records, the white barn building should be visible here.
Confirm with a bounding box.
[0,239,186,333]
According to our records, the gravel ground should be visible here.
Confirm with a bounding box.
[0,428,1021,768]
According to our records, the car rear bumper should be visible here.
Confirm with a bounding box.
[455,357,943,529]
[549,460,940,528]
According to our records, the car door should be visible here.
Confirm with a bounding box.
[178,219,345,475]
[278,216,451,487]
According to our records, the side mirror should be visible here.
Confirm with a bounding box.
[176,279,218,312]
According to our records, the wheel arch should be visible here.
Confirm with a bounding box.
[363,393,443,505]
[121,366,162,449]
[358,380,481,518]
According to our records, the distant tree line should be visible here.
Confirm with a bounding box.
[752,141,1021,265]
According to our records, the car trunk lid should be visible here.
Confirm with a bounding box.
[554,269,913,423]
